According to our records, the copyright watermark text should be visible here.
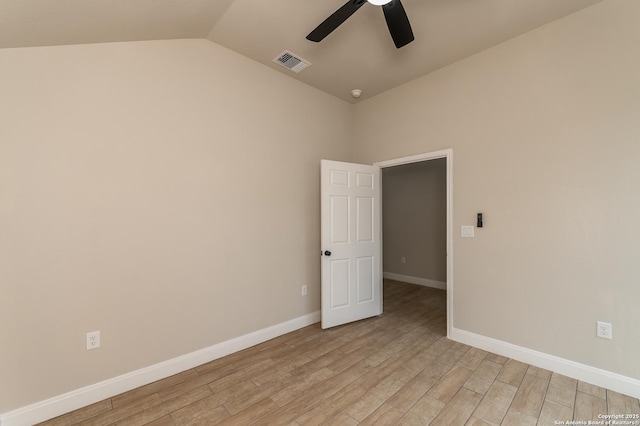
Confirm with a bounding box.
[554,414,640,425]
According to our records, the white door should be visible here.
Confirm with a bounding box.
[321,159,382,329]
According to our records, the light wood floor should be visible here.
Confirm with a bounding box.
[39,280,640,426]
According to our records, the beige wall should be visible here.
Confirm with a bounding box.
[0,39,353,412]
[382,160,447,282]
[354,0,640,380]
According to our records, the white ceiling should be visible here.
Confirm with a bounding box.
[0,0,602,103]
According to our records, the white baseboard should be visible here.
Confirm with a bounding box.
[383,272,446,290]
[450,327,640,399]
[0,311,321,426]
[5,314,638,426]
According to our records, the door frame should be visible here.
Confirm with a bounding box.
[375,149,453,338]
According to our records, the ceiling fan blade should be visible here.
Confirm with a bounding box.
[382,0,414,48]
[307,0,366,42]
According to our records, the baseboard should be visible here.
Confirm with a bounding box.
[0,311,321,426]
[383,272,446,290]
[450,327,640,399]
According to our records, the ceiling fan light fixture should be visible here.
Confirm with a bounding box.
[367,0,392,5]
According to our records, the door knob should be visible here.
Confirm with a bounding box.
[324,250,332,256]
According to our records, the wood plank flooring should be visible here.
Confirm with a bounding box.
[39,280,640,425]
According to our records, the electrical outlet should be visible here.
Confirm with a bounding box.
[301,285,307,296]
[596,321,612,340]
[401,257,406,264]
[87,331,101,350]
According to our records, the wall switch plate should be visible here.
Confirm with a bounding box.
[596,321,612,339]
[461,226,475,237]
[401,257,406,264]
[86,331,101,350]
[301,285,307,296]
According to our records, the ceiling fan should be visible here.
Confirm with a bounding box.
[307,0,414,49]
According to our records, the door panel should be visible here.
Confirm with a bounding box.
[356,172,374,188]
[356,256,374,303]
[356,197,374,242]
[330,196,349,244]
[330,259,350,308]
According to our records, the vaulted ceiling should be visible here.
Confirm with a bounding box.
[0,0,602,102]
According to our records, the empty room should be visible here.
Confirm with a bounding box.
[1,0,639,425]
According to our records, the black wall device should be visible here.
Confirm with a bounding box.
[477,213,483,228]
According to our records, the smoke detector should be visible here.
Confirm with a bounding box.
[273,50,311,73]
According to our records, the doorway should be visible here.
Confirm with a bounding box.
[375,149,453,337]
